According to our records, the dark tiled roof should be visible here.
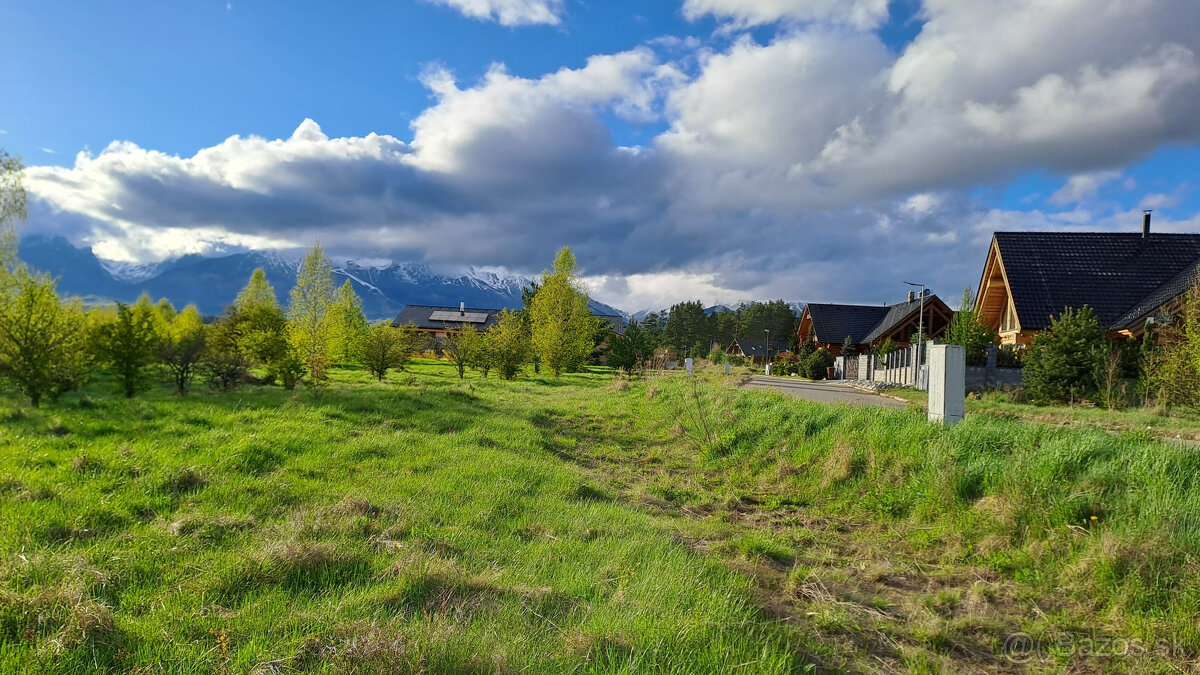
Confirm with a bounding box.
[862,296,939,343]
[392,305,503,331]
[730,339,789,358]
[994,232,1200,331]
[1113,259,1200,329]
[806,303,890,345]
[808,295,947,346]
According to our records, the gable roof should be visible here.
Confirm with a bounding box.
[991,232,1200,331]
[392,305,503,331]
[730,338,789,358]
[805,303,890,345]
[862,296,934,343]
[806,295,943,345]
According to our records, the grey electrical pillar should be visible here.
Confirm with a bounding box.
[927,344,966,426]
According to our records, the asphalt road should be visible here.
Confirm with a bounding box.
[741,376,909,408]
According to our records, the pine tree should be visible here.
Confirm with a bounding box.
[330,280,368,364]
[608,320,653,371]
[1023,306,1106,405]
[529,247,598,377]
[288,243,336,394]
[945,287,998,366]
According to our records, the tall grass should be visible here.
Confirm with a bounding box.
[0,365,804,673]
[3,363,1198,671]
[646,375,1200,660]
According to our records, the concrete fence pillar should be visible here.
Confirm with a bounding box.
[985,344,998,388]
[928,344,966,425]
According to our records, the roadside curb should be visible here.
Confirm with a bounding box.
[843,383,917,405]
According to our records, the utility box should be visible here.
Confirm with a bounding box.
[927,344,966,426]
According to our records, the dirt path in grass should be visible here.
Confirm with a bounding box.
[538,409,1141,673]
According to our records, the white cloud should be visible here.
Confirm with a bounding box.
[21,0,1200,307]
[40,147,56,155]
[1049,171,1122,206]
[426,0,564,26]
[682,0,890,30]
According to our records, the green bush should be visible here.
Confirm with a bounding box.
[800,350,834,380]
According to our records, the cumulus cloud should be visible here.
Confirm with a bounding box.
[426,0,564,26]
[22,0,1200,309]
[682,0,890,30]
[1049,171,1123,206]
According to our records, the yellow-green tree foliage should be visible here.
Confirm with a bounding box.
[1149,281,1200,408]
[330,280,369,364]
[360,322,423,381]
[0,150,25,272]
[225,269,302,387]
[0,269,89,406]
[288,243,336,392]
[94,295,164,398]
[235,268,278,309]
[462,325,493,378]
[160,304,207,395]
[441,325,475,379]
[486,309,530,380]
[529,247,598,377]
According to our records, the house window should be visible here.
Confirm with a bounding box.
[1000,299,1018,333]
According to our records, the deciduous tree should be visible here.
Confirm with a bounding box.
[0,150,25,273]
[95,297,163,398]
[0,269,89,406]
[360,322,423,381]
[486,310,530,380]
[289,243,336,394]
[330,280,368,364]
[530,247,598,377]
[441,325,474,379]
[160,304,207,395]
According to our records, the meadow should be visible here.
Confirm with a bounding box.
[2,361,1199,673]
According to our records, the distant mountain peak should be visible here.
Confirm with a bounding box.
[17,235,620,319]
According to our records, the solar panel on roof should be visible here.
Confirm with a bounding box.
[429,310,489,323]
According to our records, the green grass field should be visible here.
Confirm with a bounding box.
[3,361,1199,672]
[885,386,1200,441]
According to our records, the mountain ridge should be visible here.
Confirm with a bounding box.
[17,236,624,320]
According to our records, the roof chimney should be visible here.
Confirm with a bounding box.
[907,290,915,302]
[459,301,465,316]
[1143,210,1152,239]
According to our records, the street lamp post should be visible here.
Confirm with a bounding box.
[764,328,771,375]
[904,281,926,387]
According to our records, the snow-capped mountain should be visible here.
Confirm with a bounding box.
[630,302,805,323]
[17,236,623,320]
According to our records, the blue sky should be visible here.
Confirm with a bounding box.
[4,0,1200,310]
